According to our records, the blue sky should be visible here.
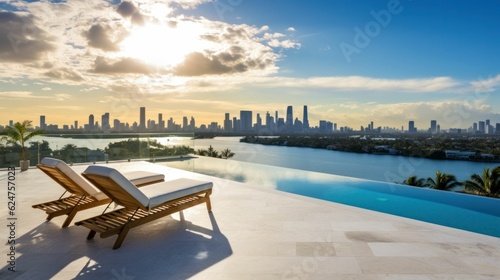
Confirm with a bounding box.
[1,0,499,130]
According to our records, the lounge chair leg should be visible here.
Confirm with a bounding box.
[206,196,212,212]
[62,209,79,228]
[113,227,130,250]
[87,230,97,240]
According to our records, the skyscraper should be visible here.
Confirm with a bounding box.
[408,121,415,133]
[240,110,253,132]
[139,107,146,130]
[478,121,485,133]
[183,116,188,130]
[101,112,110,130]
[430,120,437,133]
[255,113,262,131]
[286,106,293,130]
[189,116,195,129]
[303,105,309,129]
[88,114,94,130]
[232,117,239,132]
[158,114,164,129]
[40,115,46,130]
[224,113,232,131]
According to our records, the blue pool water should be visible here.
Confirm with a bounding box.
[166,157,500,237]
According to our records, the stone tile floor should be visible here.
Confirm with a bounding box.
[0,161,499,279]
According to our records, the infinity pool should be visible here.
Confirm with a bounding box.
[165,157,500,237]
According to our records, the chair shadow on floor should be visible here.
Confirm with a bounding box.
[0,211,231,280]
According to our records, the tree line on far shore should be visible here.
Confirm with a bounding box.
[399,167,500,198]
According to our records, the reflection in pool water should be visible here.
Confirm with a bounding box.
[165,157,500,237]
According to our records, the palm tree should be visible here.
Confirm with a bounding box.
[60,144,78,163]
[402,175,425,187]
[195,149,207,156]
[205,145,219,158]
[463,167,500,198]
[1,120,44,169]
[426,171,461,191]
[220,148,235,159]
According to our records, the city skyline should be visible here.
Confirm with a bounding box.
[1,1,500,128]
[5,105,499,135]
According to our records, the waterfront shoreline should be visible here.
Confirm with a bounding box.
[239,135,500,164]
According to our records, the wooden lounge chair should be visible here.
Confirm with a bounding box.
[33,157,165,227]
[76,165,213,249]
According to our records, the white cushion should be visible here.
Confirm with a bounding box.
[141,178,213,209]
[41,157,105,200]
[123,171,164,186]
[83,165,150,208]
[42,158,165,201]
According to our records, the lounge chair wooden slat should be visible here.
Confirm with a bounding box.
[33,158,164,227]
[76,168,212,249]
[79,190,210,243]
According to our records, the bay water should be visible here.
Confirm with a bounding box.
[35,135,495,183]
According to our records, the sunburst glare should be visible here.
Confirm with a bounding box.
[120,22,208,68]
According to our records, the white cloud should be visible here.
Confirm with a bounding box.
[54,93,71,101]
[470,74,500,93]
[80,87,99,92]
[250,76,461,92]
[0,0,301,93]
[0,91,34,98]
[364,100,495,129]
[287,27,296,32]
[41,87,52,91]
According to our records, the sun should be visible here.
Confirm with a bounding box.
[120,22,206,69]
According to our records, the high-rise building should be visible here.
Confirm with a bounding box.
[319,120,327,133]
[408,121,415,133]
[74,120,78,130]
[294,117,302,131]
[158,114,164,130]
[240,110,253,132]
[101,112,110,130]
[303,105,309,129]
[285,106,293,129]
[189,116,195,129]
[473,122,478,132]
[265,111,275,130]
[430,120,437,133]
[88,114,94,130]
[183,116,188,130]
[265,111,271,128]
[277,118,285,131]
[496,123,500,134]
[255,113,262,131]
[113,119,121,130]
[167,117,174,130]
[40,115,46,130]
[139,107,146,130]
[486,119,493,134]
[232,117,239,132]
[224,113,232,132]
[478,121,485,133]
